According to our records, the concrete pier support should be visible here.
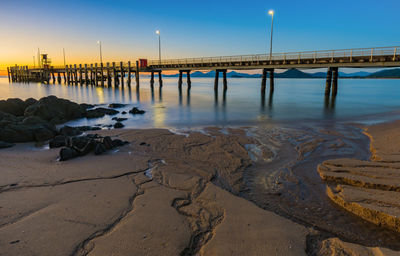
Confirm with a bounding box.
[120,62,124,87]
[135,61,140,87]
[331,67,338,96]
[178,71,183,89]
[150,72,155,88]
[325,67,333,96]
[158,71,163,87]
[214,69,227,91]
[261,68,268,91]
[269,69,274,93]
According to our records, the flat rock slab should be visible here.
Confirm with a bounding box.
[316,237,400,256]
[0,176,137,256]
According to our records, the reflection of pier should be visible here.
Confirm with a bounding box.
[8,46,400,100]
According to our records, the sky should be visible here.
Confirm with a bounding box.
[0,0,399,75]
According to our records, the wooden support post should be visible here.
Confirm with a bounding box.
[100,63,104,86]
[150,72,155,87]
[84,64,88,85]
[178,71,182,89]
[120,62,124,87]
[7,67,11,82]
[57,72,61,83]
[222,70,227,91]
[269,69,274,93]
[63,71,66,84]
[158,71,163,87]
[127,61,131,86]
[106,63,111,86]
[325,67,333,96]
[94,63,98,86]
[332,67,338,97]
[261,68,267,91]
[187,71,191,89]
[79,64,83,84]
[66,66,69,84]
[135,61,140,87]
[68,65,72,84]
[112,62,117,87]
[214,70,219,91]
[74,64,78,84]
[89,64,93,85]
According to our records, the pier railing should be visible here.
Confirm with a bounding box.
[147,46,399,66]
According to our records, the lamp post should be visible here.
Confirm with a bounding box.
[97,41,103,64]
[268,10,274,62]
[156,30,161,65]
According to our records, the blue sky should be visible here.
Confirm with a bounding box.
[0,0,399,72]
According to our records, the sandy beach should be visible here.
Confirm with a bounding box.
[1,121,400,255]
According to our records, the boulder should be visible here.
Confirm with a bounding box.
[103,136,114,150]
[108,103,126,108]
[80,103,95,110]
[59,147,79,161]
[0,98,26,116]
[49,135,67,148]
[112,117,128,122]
[0,141,15,149]
[59,126,82,136]
[24,96,86,124]
[121,111,127,115]
[85,108,119,118]
[94,143,107,155]
[129,107,145,115]
[33,127,55,142]
[113,122,125,129]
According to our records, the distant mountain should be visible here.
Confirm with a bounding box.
[311,71,372,78]
[367,68,400,78]
[276,69,314,78]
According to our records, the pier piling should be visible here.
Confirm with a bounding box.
[135,61,140,87]
[325,67,333,96]
[120,62,124,87]
[332,67,338,96]
[127,61,131,86]
[269,69,274,93]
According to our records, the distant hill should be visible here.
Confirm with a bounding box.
[367,68,400,78]
[161,68,400,79]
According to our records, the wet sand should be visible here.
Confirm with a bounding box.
[0,124,400,255]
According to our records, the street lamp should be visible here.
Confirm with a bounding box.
[268,10,274,62]
[156,30,161,65]
[97,41,103,64]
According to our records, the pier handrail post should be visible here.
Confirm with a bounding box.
[370,48,374,62]
[350,49,353,62]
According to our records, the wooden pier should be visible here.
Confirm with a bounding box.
[7,46,400,99]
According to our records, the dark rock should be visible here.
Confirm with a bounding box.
[49,135,67,148]
[59,147,79,161]
[75,139,96,156]
[77,126,101,131]
[23,98,37,109]
[0,141,14,149]
[108,103,126,108]
[94,143,107,155]
[0,98,26,116]
[33,127,55,142]
[24,96,86,124]
[112,139,128,147]
[21,116,46,125]
[121,111,127,115]
[59,126,82,136]
[103,136,114,149]
[80,103,95,110]
[129,107,145,115]
[85,108,119,118]
[140,142,147,146]
[113,122,124,129]
[112,117,128,122]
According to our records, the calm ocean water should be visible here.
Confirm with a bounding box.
[1,76,400,128]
